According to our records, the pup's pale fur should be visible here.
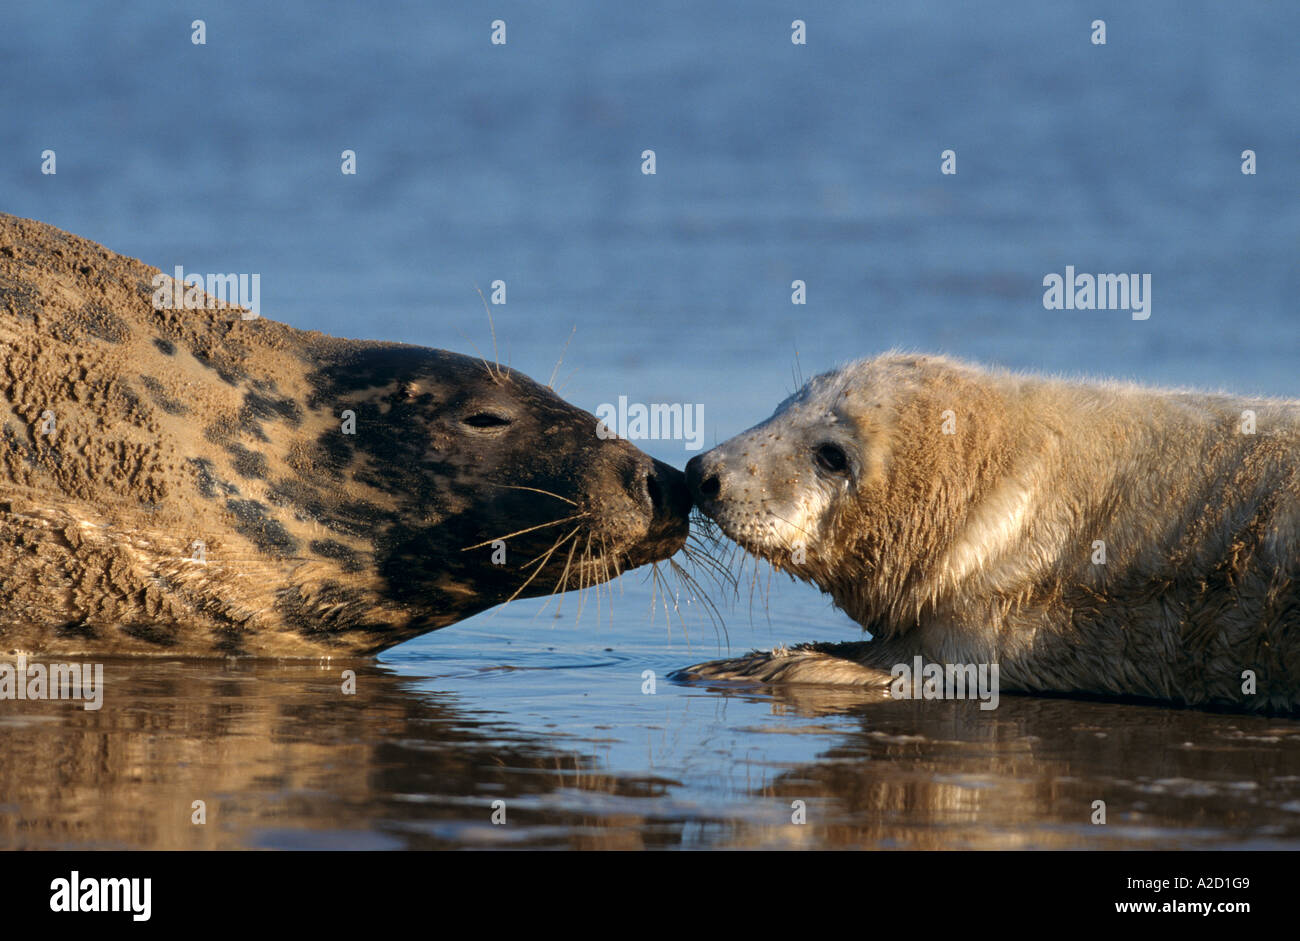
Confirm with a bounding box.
[683,354,1300,711]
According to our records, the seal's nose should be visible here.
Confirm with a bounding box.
[685,453,721,508]
[646,458,691,523]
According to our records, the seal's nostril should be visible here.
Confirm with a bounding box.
[641,460,691,527]
[685,455,721,504]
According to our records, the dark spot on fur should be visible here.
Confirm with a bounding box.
[303,345,462,407]
[225,499,298,557]
[242,387,303,429]
[188,457,240,499]
[139,375,189,415]
[267,477,390,539]
[0,276,41,321]
[276,582,375,641]
[316,428,354,475]
[310,539,366,573]
[202,416,239,446]
[1,426,42,471]
[210,629,248,656]
[79,301,130,343]
[227,386,303,444]
[226,443,269,479]
[153,337,176,355]
[193,350,246,386]
[310,393,458,503]
[324,499,388,539]
[265,478,325,516]
[55,619,98,639]
[120,621,178,646]
[117,382,148,422]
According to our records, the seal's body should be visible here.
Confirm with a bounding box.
[0,213,688,658]
[683,353,1300,711]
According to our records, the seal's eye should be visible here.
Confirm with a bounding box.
[814,443,849,475]
[462,412,512,429]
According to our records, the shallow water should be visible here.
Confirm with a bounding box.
[5,609,1300,850]
[2,0,1299,848]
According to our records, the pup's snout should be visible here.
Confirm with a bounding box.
[685,453,722,509]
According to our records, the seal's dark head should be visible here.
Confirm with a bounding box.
[302,344,690,645]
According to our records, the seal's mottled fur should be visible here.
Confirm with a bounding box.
[0,214,688,658]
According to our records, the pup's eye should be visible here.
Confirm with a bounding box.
[814,443,849,474]
[462,412,512,428]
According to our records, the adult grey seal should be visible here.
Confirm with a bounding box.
[0,213,689,658]
[681,353,1300,711]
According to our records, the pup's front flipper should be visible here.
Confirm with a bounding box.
[671,641,896,687]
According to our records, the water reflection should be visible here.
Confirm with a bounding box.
[0,659,683,850]
[1,658,1297,849]
[705,685,1300,849]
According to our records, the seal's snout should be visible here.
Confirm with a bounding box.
[685,453,722,511]
[599,450,689,564]
[647,458,692,524]
[632,458,689,559]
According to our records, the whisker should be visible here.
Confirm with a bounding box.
[502,524,582,605]
[455,326,496,384]
[531,529,582,623]
[747,551,762,628]
[680,542,738,592]
[767,511,816,541]
[668,557,726,647]
[646,560,659,631]
[672,562,721,630]
[573,534,594,624]
[519,523,584,570]
[492,484,579,507]
[660,561,690,646]
[548,325,577,389]
[599,533,618,628]
[671,554,727,623]
[597,533,614,628]
[649,561,681,643]
[461,513,587,551]
[554,365,580,397]
[473,282,503,382]
[549,531,582,600]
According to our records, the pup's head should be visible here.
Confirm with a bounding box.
[686,354,989,623]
